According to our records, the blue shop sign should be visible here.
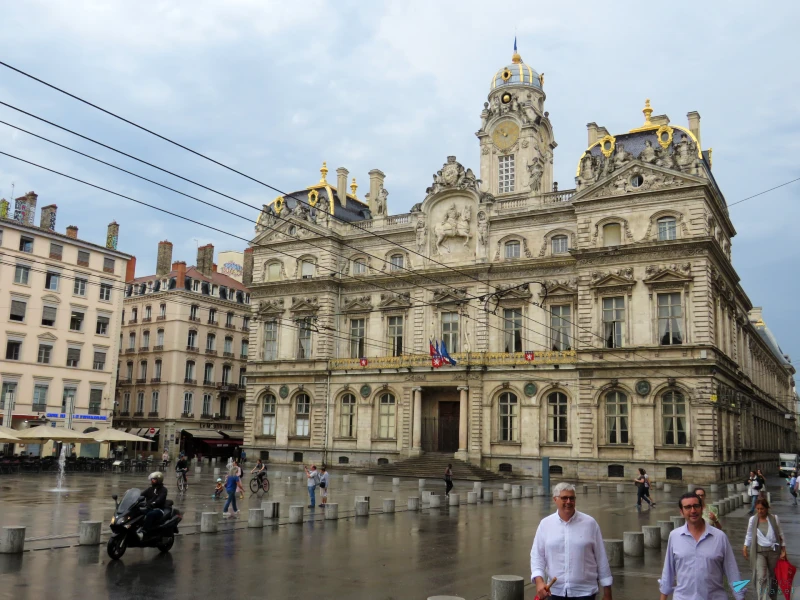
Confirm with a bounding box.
[45,413,108,421]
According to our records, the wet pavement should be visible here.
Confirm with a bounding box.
[1,469,800,599]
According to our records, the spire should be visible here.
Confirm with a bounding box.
[350,177,358,198]
[642,98,653,125]
[511,37,522,64]
[319,161,328,184]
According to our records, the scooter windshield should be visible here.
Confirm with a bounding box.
[117,488,143,513]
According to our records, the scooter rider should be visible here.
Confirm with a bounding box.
[141,472,168,536]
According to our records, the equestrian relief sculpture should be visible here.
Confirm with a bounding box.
[434,203,472,254]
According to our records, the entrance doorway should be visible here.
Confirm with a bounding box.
[420,388,460,453]
[438,402,460,453]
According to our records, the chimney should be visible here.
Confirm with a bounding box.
[14,191,37,225]
[212,263,217,273]
[156,240,173,276]
[336,167,349,209]
[196,244,214,277]
[368,169,385,216]
[66,225,79,239]
[173,261,187,288]
[687,111,702,149]
[125,256,137,282]
[39,204,57,230]
[106,221,119,250]
[586,122,598,146]
[242,248,254,286]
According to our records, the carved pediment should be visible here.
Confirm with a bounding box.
[41,293,61,304]
[496,282,533,301]
[589,269,635,297]
[425,156,481,198]
[432,288,469,306]
[643,263,693,289]
[289,297,320,314]
[540,279,578,298]
[252,211,333,245]
[257,299,285,317]
[342,295,373,313]
[37,332,58,341]
[573,161,705,202]
[378,292,412,311]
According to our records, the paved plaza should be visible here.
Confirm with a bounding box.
[1,469,800,599]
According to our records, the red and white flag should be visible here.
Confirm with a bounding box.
[524,351,535,361]
[359,357,368,367]
[432,356,443,368]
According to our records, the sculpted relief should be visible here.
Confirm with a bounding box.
[434,203,472,254]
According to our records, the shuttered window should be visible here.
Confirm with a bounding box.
[42,306,58,326]
[10,300,27,321]
[66,347,81,367]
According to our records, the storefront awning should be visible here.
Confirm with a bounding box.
[143,427,160,438]
[200,439,242,447]
[182,429,225,440]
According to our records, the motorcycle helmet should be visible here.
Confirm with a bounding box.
[149,471,164,485]
[216,478,222,483]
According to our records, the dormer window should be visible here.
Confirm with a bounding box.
[504,240,520,259]
[390,254,404,271]
[498,155,515,193]
[657,217,677,241]
[353,259,367,275]
[552,235,568,254]
[192,280,200,292]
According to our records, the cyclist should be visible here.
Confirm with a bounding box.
[175,454,189,490]
[251,459,267,487]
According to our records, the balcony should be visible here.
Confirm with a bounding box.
[329,350,579,370]
[154,345,164,351]
[205,349,217,356]
[207,319,218,326]
[181,412,194,419]
[136,378,147,384]
[139,346,149,352]
[215,415,230,422]
[203,379,215,387]
[118,378,132,385]
[133,411,144,417]
[189,316,200,323]
[128,318,138,324]
[216,383,238,391]
[148,411,159,417]
[240,353,248,360]
[142,317,152,323]
[119,411,130,417]
[156,315,166,321]
[225,323,236,330]
[184,378,197,385]
[32,403,47,412]
[186,345,199,353]
[124,348,136,354]
[150,377,161,384]
[241,326,250,332]
[201,413,213,419]
[223,351,234,358]
[236,416,245,421]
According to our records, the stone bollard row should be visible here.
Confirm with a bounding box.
[430,495,442,508]
[421,491,433,504]
[616,484,625,493]
[658,520,674,540]
[392,477,401,486]
[604,539,624,567]
[623,531,644,556]
[523,486,535,498]
[467,492,478,504]
[473,481,482,492]
[511,485,522,499]
[355,501,370,517]
[670,515,686,529]
[497,490,507,501]
[194,466,202,474]
[79,521,101,546]
[597,483,603,494]
[261,501,280,519]
[642,525,661,549]
[201,512,218,533]
[710,484,719,492]
[248,508,265,528]
[367,476,375,485]
[342,474,350,483]
[483,490,494,503]
[581,484,589,494]
[491,575,525,600]
[408,497,420,511]
[663,483,672,492]
[383,498,395,513]
[289,505,304,524]
[655,481,663,490]
[419,478,426,489]
[687,483,696,492]
[325,504,339,520]
[536,485,545,496]
[449,493,459,507]
[503,483,512,492]
[213,467,220,477]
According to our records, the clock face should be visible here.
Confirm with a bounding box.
[491,121,520,150]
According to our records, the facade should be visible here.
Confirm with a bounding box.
[0,193,132,456]
[217,250,245,283]
[243,47,796,483]
[115,241,252,459]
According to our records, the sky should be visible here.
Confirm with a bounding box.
[1,1,799,362]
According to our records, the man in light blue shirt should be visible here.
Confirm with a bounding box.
[788,471,797,505]
[659,492,745,600]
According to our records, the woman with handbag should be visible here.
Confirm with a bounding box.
[743,498,786,600]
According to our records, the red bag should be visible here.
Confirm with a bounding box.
[774,557,796,600]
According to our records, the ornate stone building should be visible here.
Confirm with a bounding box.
[243,47,795,483]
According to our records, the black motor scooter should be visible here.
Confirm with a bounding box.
[107,488,182,559]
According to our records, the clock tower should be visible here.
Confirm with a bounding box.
[477,43,556,197]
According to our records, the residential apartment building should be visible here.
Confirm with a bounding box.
[115,241,252,459]
[0,192,132,456]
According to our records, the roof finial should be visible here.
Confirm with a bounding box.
[642,99,653,125]
[319,161,328,184]
[350,177,358,198]
[511,37,522,64]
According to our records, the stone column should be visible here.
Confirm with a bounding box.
[412,387,423,455]
[455,386,468,460]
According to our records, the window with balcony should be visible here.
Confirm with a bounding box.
[14,264,30,285]
[657,293,684,345]
[122,392,131,413]
[144,305,151,320]
[136,392,145,414]
[206,333,216,352]
[237,398,245,420]
[222,365,231,385]
[184,361,195,382]
[388,316,403,357]
[226,312,234,327]
[202,393,212,416]
[88,389,102,415]
[189,305,199,321]
[208,308,217,324]
[183,392,193,415]
[125,361,133,380]
[142,331,150,349]
[242,316,250,330]
[156,329,164,347]
[159,303,166,318]
[224,337,233,355]
[139,361,147,380]
[503,308,522,353]
[151,391,159,414]
[238,367,246,388]
[240,340,248,359]
[441,312,459,353]
[187,330,197,349]
[602,297,625,349]
[128,332,136,350]
[154,360,162,380]
[32,383,48,411]
[204,363,214,385]
[41,305,57,327]
[550,305,572,351]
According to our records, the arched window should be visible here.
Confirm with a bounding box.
[154,359,162,381]
[603,223,621,246]
[138,360,147,380]
[156,329,164,347]
[498,392,519,442]
[182,392,193,415]
[266,262,281,282]
[203,363,214,385]
[142,330,150,348]
[338,456,349,464]
[378,393,396,439]
[606,391,629,444]
[657,216,677,241]
[662,390,687,445]
[608,464,625,477]
[547,391,568,443]
[184,360,195,382]
[551,235,568,254]
[353,259,367,275]
[295,393,310,436]
[206,333,216,351]
[340,393,356,438]
[159,303,166,318]
[504,240,520,259]
[262,393,276,436]
[187,329,197,349]
[390,254,404,271]
[665,466,683,480]
[301,260,315,279]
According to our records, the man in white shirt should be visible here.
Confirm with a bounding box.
[530,482,613,600]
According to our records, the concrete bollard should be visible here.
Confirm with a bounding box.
[623,531,645,556]
[582,484,589,494]
[392,477,401,486]
[523,486,535,498]
[503,483,512,492]
[79,521,102,546]
[663,483,672,492]
[408,497,420,511]
[273,471,281,478]
[449,493,460,506]
[511,485,522,499]
[483,490,494,503]
[325,504,339,520]
[367,476,375,485]
[597,484,603,494]
[430,495,442,508]
[642,525,661,549]
[491,574,525,600]
[213,467,220,477]
[473,481,482,492]
[421,491,433,504]
[658,520,674,540]
[742,492,750,505]
[261,501,280,519]
[536,485,544,496]
[726,483,735,493]
[655,481,663,490]
[737,483,746,492]
[616,484,625,493]
[710,484,719,492]
[723,498,732,515]
[194,466,202,474]
[355,501,370,517]
[497,490,507,501]
[342,474,350,483]
[248,508,265,528]
[767,492,772,504]
[717,500,726,517]
[289,505,304,524]
[200,512,218,533]
[419,478,426,489]
[383,498,396,513]
[735,495,742,508]
[467,491,478,504]
[355,496,371,510]
[604,539,624,567]
[670,515,686,529]
[687,484,696,492]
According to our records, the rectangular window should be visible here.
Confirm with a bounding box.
[93,350,106,370]
[96,315,109,335]
[390,255,404,271]
[151,391,159,413]
[19,236,33,253]
[139,361,147,380]
[183,392,193,415]
[73,277,87,296]
[603,223,621,246]
[189,305,198,320]
[602,297,625,349]
[202,393,212,416]
[504,241,520,259]
[388,316,403,356]
[223,337,233,354]
[6,340,22,360]
[350,318,366,358]
[66,347,81,367]
[14,264,30,284]
[264,321,278,360]
[658,218,677,241]
[157,329,164,346]
[89,389,102,415]
[498,154,515,193]
[550,305,572,351]
[77,250,90,267]
[267,263,281,281]
[301,261,315,279]
[154,360,162,379]
[221,365,231,385]
[187,330,197,348]
[49,243,63,260]
[657,293,684,345]
[208,308,217,324]
[441,312,459,353]
[238,367,246,388]
[295,396,310,436]
[159,304,166,318]
[136,392,144,413]
[297,318,312,359]
[262,395,276,436]
[226,312,234,327]
[32,384,48,411]
[103,257,115,273]
[503,308,522,353]
[1,382,17,411]
[69,310,85,331]
[204,363,214,385]
[42,305,57,327]
[378,396,396,439]
[122,392,130,413]
[339,395,355,437]
[240,341,248,359]
[99,283,112,301]
[185,361,195,381]
[61,387,76,412]
[10,299,27,322]
[45,271,61,291]
[128,333,136,349]
[37,344,52,364]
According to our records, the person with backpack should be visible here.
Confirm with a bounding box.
[634,468,655,510]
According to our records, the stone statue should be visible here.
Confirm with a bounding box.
[510,94,519,114]
[673,134,698,173]
[655,145,676,170]
[526,157,544,192]
[460,168,478,190]
[375,187,388,216]
[480,103,490,131]
[433,203,472,253]
[612,143,634,171]
[426,157,482,196]
[640,140,658,164]
[415,216,427,253]
[477,210,489,247]
[577,154,601,188]
[293,202,309,221]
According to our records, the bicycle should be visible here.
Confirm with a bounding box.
[249,473,270,494]
[176,469,188,493]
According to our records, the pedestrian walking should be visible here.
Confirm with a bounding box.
[234,459,245,499]
[756,469,768,498]
[787,471,798,506]
[161,449,169,470]
[634,468,654,509]
[304,464,320,509]
[695,487,722,530]
[748,470,762,515]
[319,466,329,507]
[743,498,786,600]
[222,468,240,518]
[659,492,744,600]
[530,482,613,599]
[240,449,246,465]
[444,464,454,498]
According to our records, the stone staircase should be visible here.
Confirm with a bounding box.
[358,453,506,481]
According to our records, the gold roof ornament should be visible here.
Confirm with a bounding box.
[629,98,658,133]
[350,177,358,198]
[319,161,328,184]
[511,50,522,64]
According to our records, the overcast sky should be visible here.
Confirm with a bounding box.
[1,1,798,362]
